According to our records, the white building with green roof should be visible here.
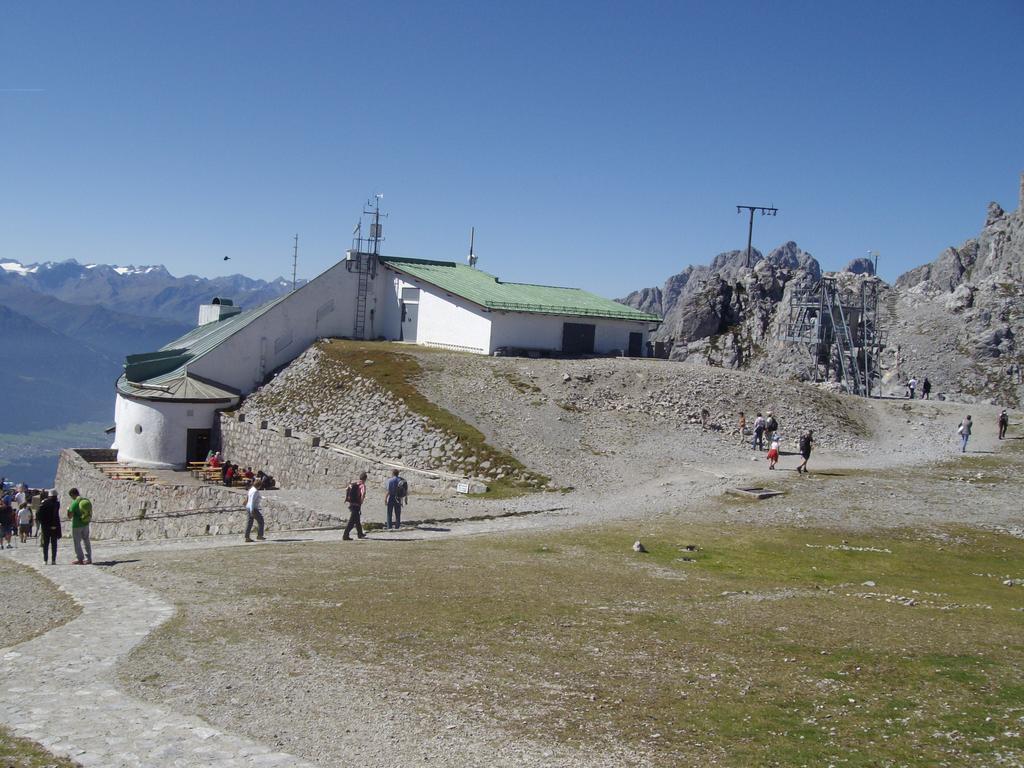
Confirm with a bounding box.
[112,252,659,468]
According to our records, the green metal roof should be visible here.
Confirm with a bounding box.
[116,372,239,402]
[118,293,291,400]
[380,257,661,323]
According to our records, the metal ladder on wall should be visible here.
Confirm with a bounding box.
[827,283,865,396]
[352,254,370,340]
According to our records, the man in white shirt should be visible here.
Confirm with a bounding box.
[244,479,265,543]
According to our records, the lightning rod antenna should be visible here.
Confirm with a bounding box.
[291,234,299,291]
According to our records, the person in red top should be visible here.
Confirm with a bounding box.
[342,472,368,540]
[209,452,222,469]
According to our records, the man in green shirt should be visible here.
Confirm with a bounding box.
[67,488,93,565]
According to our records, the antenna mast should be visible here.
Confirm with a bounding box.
[467,226,477,267]
[291,233,299,291]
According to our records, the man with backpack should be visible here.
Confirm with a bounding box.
[765,411,779,438]
[67,488,93,565]
[384,469,408,531]
[998,409,1009,440]
[342,472,368,540]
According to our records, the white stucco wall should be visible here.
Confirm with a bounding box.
[490,313,652,355]
[411,283,492,353]
[594,319,652,354]
[188,260,361,393]
[374,267,409,342]
[112,393,234,469]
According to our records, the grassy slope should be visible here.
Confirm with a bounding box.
[321,340,549,494]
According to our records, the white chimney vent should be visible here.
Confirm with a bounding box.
[198,297,242,326]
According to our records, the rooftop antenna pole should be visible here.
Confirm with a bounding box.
[291,233,299,291]
[468,226,477,268]
[367,193,385,257]
[869,250,879,276]
[736,205,779,268]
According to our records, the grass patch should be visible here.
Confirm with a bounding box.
[321,340,549,493]
[0,725,80,767]
[125,522,1024,767]
[492,369,542,395]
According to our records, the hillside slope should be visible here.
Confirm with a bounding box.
[0,306,117,432]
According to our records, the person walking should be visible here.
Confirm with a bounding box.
[343,472,368,540]
[751,413,766,451]
[17,503,32,544]
[998,409,1009,440]
[244,479,265,542]
[66,488,93,565]
[384,469,408,531]
[737,412,747,443]
[921,377,931,400]
[0,498,14,549]
[958,415,973,452]
[37,490,61,565]
[765,411,779,436]
[907,376,917,400]
[767,434,780,470]
[796,430,813,474]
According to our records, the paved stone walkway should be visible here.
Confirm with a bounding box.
[0,551,320,768]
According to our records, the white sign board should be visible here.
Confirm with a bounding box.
[456,481,470,494]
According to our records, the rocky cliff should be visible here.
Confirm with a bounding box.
[888,181,1024,404]
[620,174,1024,406]
[620,241,822,367]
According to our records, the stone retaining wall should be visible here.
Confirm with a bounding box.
[217,412,480,494]
[55,449,340,541]
[237,346,526,482]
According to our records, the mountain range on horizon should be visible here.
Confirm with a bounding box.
[0,257,300,326]
[0,258,299,485]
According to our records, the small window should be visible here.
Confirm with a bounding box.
[401,286,420,302]
[134,424,143,434]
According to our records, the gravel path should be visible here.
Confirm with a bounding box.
[0,552,320,768]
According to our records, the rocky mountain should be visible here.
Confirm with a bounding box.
[0,257,298,484]
[620,241,822,366]
[620,174,1024,406]
[0,259,298,325]
[888,184,1024,404]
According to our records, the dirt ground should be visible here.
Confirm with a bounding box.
[5,353,1022,767]
[0,555,79,649]
[100,400,1023,768]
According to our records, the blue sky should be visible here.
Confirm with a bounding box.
[2,1,1022,296]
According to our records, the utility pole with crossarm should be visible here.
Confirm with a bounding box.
[736,205,779,268]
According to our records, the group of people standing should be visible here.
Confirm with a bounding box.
[0,481,95,565]
[241,467,409,543]
[340,469,409,541]
[905,376,931,400]
[737,411,814,474]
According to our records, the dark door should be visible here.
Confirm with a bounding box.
[561,322,596,354]
[628,332,643,357]
[186,429,212,464]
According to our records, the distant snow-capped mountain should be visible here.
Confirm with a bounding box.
[0,258,300,325]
